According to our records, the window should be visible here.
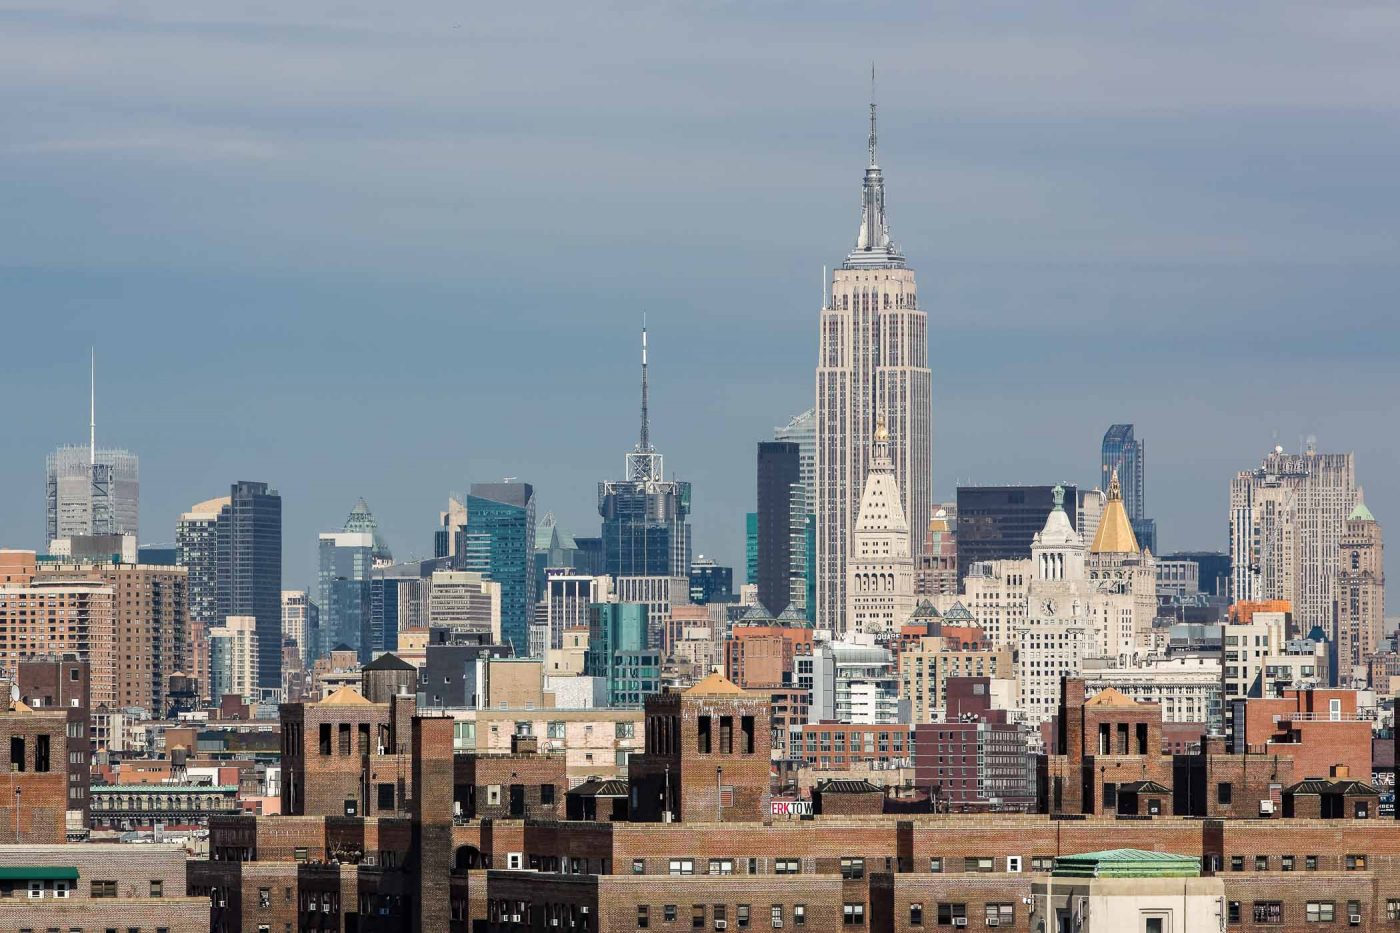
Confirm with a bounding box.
[632,859,645,875]
[1306,855,1318,871]
[52,881,69,899]
[1255,856,1268,871]
[1144,919,1165,933]
[91,880,117,898]
[637,906,649,929]
[692,905,705,929]
[27,881,42,899]
[1281,855,1294,871]
[294,848,308,862]
[1346,854,1367,871]
[1355,800,1370,819]
[616,721,635,739]
[709,859,734,876]
[840,858,864,879]
[1254,902,1283,924]
[928,857,943,873]
[486,785,501,806]
[1347,901,1360,923]
[1031,856,1054,871]
[774,859,800,875]
[665,906,677,922]
[964,857,993,873]
[738,905,750,929]
[259,888,271,908]
[793,905,805,926]
[546,721,566,739]
[541,784,555,805]
[842,904,865,926]
[1306,902,1334,923]
[377,783,395,810]
[1217,782,1233,805]
[910,903,923,926]
[986,904,1014,925]
[1228,902,1241,924]
[1229,856,1244,872]
[771,905,783,928]
[1388,901,1400,921]
[669,859,695,876]
[937,903,967,926]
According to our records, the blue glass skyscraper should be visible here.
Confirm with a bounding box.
[597,327,692,578]
[462,482,536,655]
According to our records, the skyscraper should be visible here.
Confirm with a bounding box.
[343,498,393,566]
[1334,494,1384,687]
[44,355,139,545]
[815,91,931,632]
[463,481,536,654]
[317,530,373,661]
[846,419,916,635]
[1230,446,1356,636]
[774,409,816,620]
[1100,424,1156,552]
[214,481,282,689]
[756,441,801,616]
[598,328,692,578]
[177,495,228,629]
[955,484,1078,585]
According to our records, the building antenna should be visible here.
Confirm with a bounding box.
[822,264,828,309]
[89,346,96,466]
[640,315,650,453]
[868,62,878,166]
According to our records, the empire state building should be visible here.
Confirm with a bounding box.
[814,95,932,634]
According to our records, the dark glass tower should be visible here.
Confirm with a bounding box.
[597,327,692,578]
[462,482,536,655]
[955,485,1077,585]
[756,441,801,616]
[217,481,282,689]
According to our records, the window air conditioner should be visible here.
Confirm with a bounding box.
[953,919,968,928]
[986,920,1000,928]
[716,922,728,930]
[1350,916,1362,925]
[772,921,783,928]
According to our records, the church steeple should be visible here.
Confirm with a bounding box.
[845,68,904,269]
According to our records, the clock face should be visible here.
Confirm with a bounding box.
[1041,599,1057,617]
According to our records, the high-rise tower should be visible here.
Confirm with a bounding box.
[45,352,139,545]
[598,327,692,578]
[815,85,931,631]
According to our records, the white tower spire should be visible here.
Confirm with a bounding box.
[89,347,96,466]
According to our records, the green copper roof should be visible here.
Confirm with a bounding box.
[1052,849,1200,879]
[1350,500,1376,522]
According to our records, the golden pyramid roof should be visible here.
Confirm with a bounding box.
[319,686,374,706]
[1084,686,1139,708]
[684,672,749,696]
[1090,469,1141,554]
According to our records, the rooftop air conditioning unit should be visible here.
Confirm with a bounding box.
[953,919,968,928]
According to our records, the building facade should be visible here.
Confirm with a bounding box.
[1335,497,1384,687]
[45,445,139,546]
[846,421,916,636]
[955,485,1078,585]
[317,530,374,660]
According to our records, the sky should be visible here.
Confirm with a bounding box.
[1,2,1398,594]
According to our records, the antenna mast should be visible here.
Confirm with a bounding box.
[89,347,96,465]
[868,63,877,166]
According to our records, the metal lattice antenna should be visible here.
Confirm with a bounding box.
[868,63,877,166]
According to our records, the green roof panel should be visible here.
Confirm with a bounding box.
[0,866,79,880]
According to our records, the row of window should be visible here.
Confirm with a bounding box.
[637,904,812,928]
[1230,900,1370,924]
[909,903,1016,926]
[1227,854,1368,871]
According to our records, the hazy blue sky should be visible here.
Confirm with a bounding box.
[2,2,1397,593]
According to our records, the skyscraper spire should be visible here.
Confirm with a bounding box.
[89,347,96,466]
[625,321,662,483]
[639,319,651,453]
[847,69,903,269]
[868,63,878,167]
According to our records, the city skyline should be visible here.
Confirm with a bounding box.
[1,3,1398,593]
